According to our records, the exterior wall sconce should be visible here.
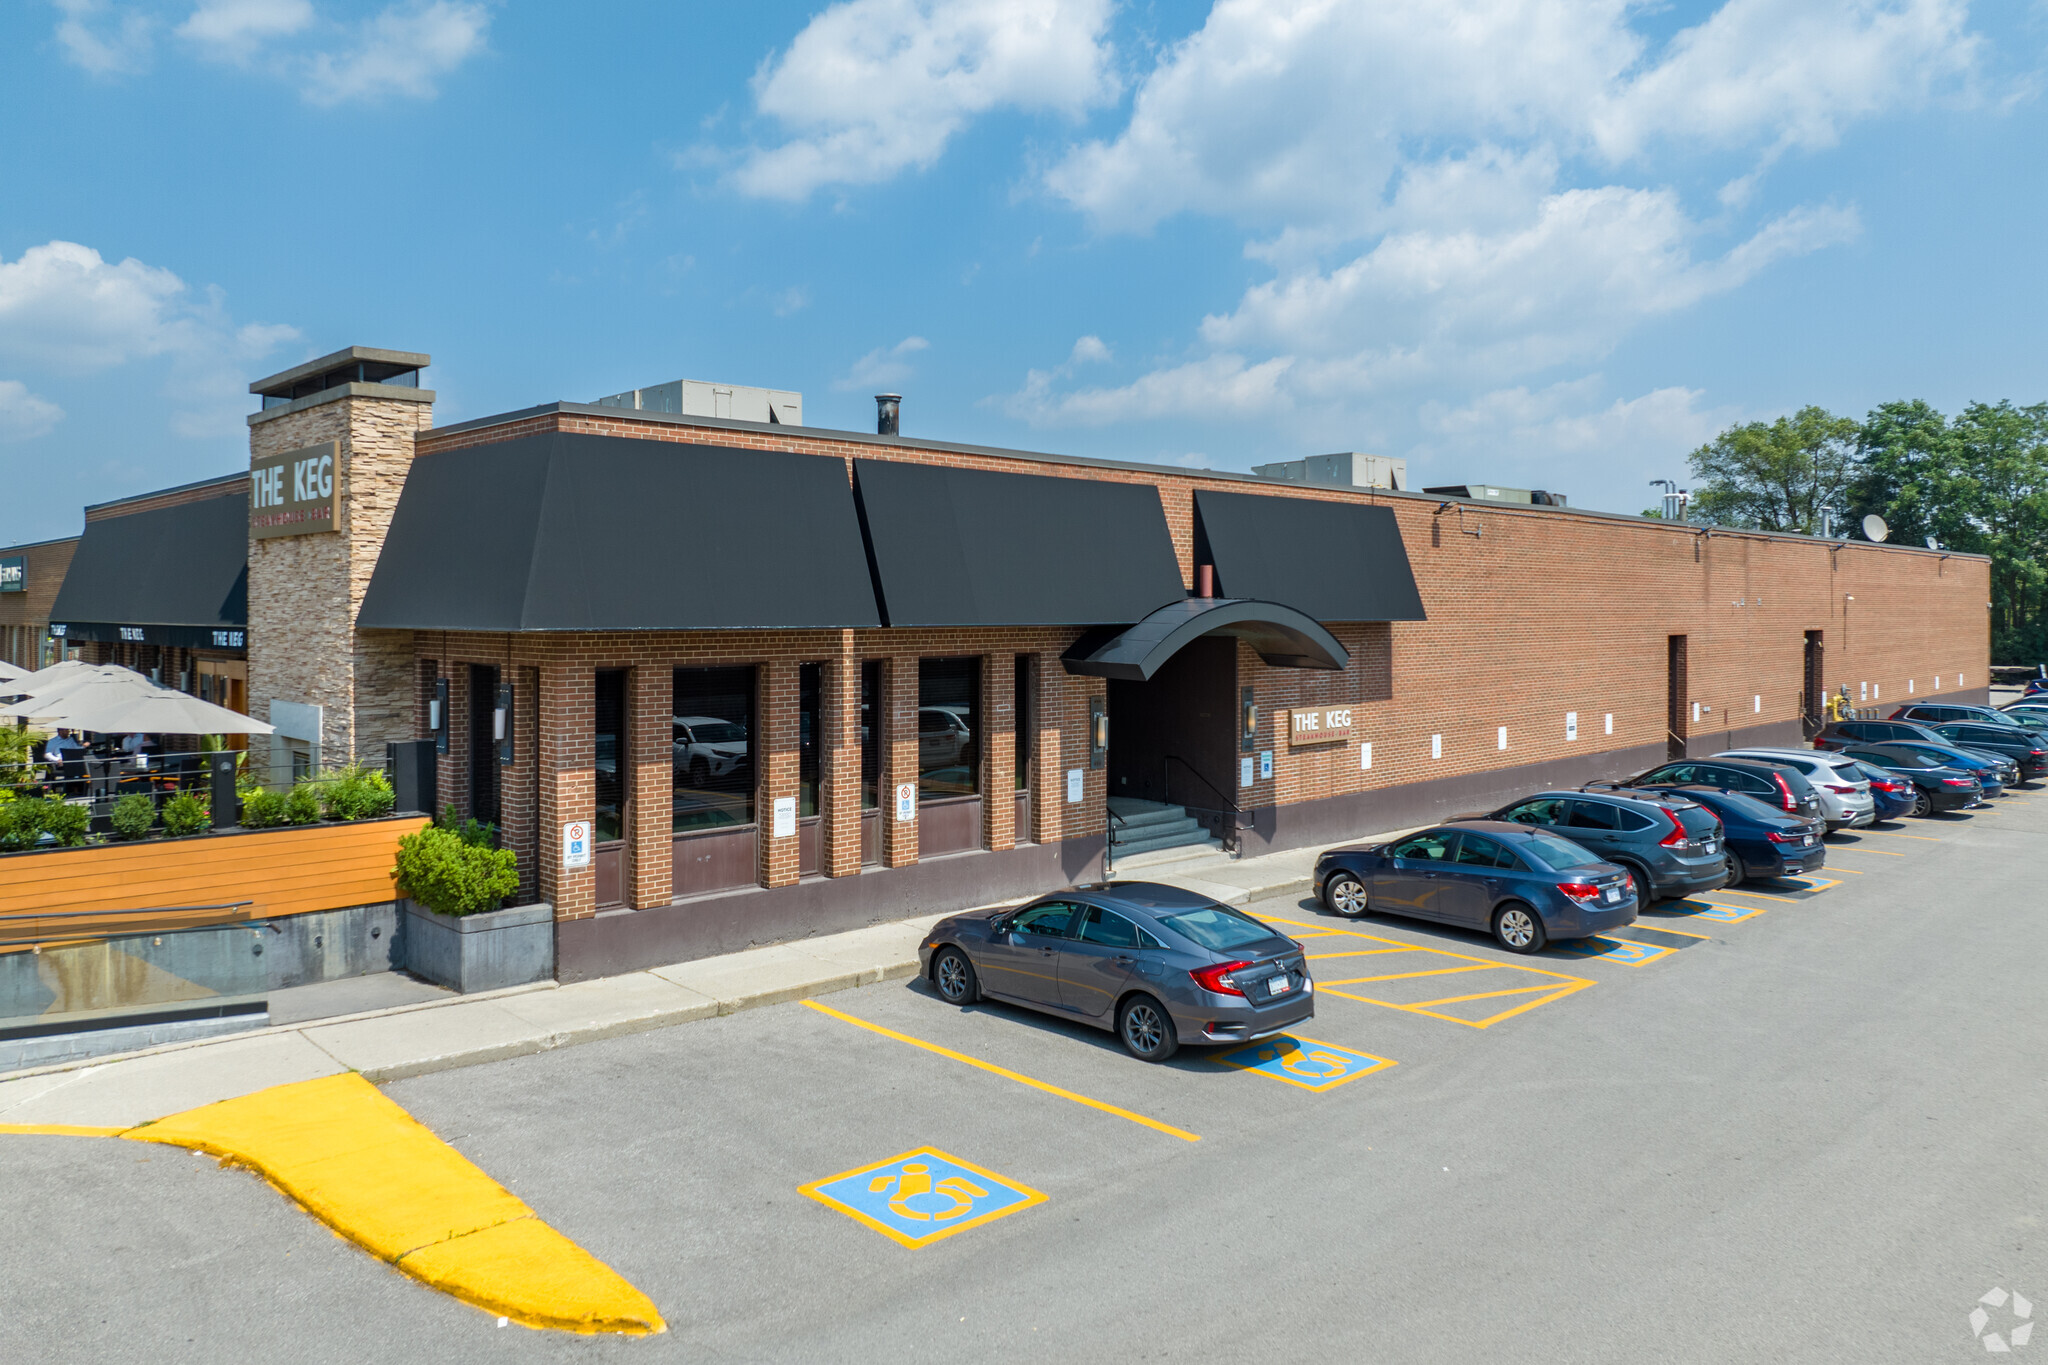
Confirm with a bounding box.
[1088,697,1108,770]
[495,682,514,765]
[1241,686,1258,753]
[432,677,449,756]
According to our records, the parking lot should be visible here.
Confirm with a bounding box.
[3,790,2044,1363]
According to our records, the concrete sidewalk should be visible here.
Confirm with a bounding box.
[0,834,1372,1130]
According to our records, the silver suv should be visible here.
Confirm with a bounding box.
[1713,748,1875,831]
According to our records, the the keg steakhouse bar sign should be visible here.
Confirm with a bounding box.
[1288,704,1355,746]
[251,441,340,539]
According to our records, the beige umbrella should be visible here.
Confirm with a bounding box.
[1,667,160,725]
[0,659,26,686]
[4,658,112,697]
[61,689,273,736]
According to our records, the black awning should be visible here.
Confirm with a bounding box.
[852,459,1186,627]
[49,491,248,636]
[359,433,881,631]
[1061,598,1349,681]
[1193,490,1425,622]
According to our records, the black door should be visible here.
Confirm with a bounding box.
[1107,635,1237,808]
[469,664,498,827]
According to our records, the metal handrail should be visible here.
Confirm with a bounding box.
[1163,754,1241,815]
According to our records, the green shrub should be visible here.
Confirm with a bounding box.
[161,792,211,837]
[0,797,94,849]
[321,765,395,822]
[239,787,289,828]
[110,792,157,840]
[284,782,322,825]
[394,825,520,916]
[438,802,499,849]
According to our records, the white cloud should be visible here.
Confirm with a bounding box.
[1045,0,1975,235]
[1067,334,1110,365]
[0,382,64,442]
[0,240,297,437]
[303,1,487,105]
[54,0,155,75]
[730,0,1119,201]
[771,286,810,317]
[1005,352,1295,426]
[176,0,313,63]
[836,335,931,390]
[54,0,486,103]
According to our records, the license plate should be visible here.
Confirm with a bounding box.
[1703,840,1719,854]
[1602,888,1620,904]
[1267,975,1291,996]
[1803,835,1816,846]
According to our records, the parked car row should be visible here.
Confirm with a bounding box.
[916,699,2037,1064]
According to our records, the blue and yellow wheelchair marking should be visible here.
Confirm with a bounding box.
[1555,935,1673,965]
[1213,1035,1397,1092]
[799,1148,1045,1248]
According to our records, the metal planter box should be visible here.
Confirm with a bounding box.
[401,900,555,993]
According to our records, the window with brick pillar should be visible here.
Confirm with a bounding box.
[538,661,596,922]
[984,652,1016,852]
[503,664,540,905]
[822,633,863,877]
[627,665,673,908]
[756,660,801,888]
[1032,650,1068,845]
[444,667,473,821]
[882,654,919,867]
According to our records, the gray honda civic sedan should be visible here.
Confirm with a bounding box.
[919,882,1312,1062]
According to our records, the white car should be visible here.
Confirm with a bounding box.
[674,715,749,785]
[1713,748,1876,831]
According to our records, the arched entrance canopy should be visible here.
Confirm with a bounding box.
[1061,598,1348,682]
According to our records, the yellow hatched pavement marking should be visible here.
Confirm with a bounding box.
[802,1000,1201,1143]
[1260,914,1593,1029]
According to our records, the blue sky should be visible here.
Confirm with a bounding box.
[2,0,2043,546]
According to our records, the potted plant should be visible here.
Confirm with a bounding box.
[392,818,549,992]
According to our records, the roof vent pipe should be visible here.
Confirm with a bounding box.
[875,393,901,437]
[1196,564,1214,598]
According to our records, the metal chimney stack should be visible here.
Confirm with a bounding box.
[875,394,901,436]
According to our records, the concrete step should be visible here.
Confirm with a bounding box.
[1109,803,1197,831]
[1110,828,1223,860]
[1110,841,1232,877]
[1111,815,1204,849]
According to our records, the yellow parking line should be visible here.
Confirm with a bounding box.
[1304,948,1418,961]
[1831,847,1903,856]
[1404,984,1564,1008]
[1861,829,1942,841]
[801,1000,1201,1143]
[1825,866,1864,873]
[1626,924,1712,939]
[1258,915,1594,1027]
[1321,978,1593,1028]
[1320,963,1497,986]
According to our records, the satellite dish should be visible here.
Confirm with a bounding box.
[1862,514,1889,542]
[1925,535,1939,551]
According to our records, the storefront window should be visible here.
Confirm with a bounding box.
[859,660,881,810]
[798,663,822,817]
[673,666,755,832]
[917,657,980,799]
[593,669,626,843]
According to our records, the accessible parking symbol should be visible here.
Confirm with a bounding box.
[1214,1035,1396,1092]
[800,1148,1045,1248]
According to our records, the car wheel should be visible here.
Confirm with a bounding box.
[1493,903,1547,954]
[932,947,978,1006]
[1910,789,1932,817]
[1616,860,1655,903]
[1725,853,1749,886]
[1324,873,1369,918]
[1117,994,1178,1063]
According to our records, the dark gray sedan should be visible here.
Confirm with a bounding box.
[919,882,1312,1062]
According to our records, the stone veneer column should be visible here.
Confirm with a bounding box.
[628,665,673,908]
[822,632,862,878]
[245,356,433,776]
[758,660,800,889]
[984,652,1015,852]
[882,653,919,868]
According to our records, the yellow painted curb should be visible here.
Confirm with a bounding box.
[0,1123,129,1137]
[121,1073,664,1335]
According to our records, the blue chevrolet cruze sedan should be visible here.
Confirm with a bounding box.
[1312,821,1637,953]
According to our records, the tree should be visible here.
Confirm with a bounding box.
[1687,407,1861,533]
[1856,400,2048,663]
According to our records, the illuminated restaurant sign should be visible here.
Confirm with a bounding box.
[0,556,22,592]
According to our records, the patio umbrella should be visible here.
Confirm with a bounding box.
[4,658,112,697]
[1,667,160,725]
[0,659,25,686]
[61,689,274,736]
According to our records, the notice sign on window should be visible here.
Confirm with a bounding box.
[251,440,340,539]
[1066,768,1083,804]
[772,796,796,838]
[1287,705,1354,746]
[895,782,916,822]
[562,820,592,869]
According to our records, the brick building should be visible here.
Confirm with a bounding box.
[82,344,2006,980]
[0,534,78,671]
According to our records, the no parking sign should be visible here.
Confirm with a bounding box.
[562,820,592,869]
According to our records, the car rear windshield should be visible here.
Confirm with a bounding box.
[1519,831,1606,871]
[1159,905,1287,952]
[1697,790,1791,822]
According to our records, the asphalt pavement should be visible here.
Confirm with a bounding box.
[3,792,2043,1363]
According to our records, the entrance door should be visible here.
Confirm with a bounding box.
[1666,635,1689,760]
[469,664,499,828]
[1106,635,1237,810]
